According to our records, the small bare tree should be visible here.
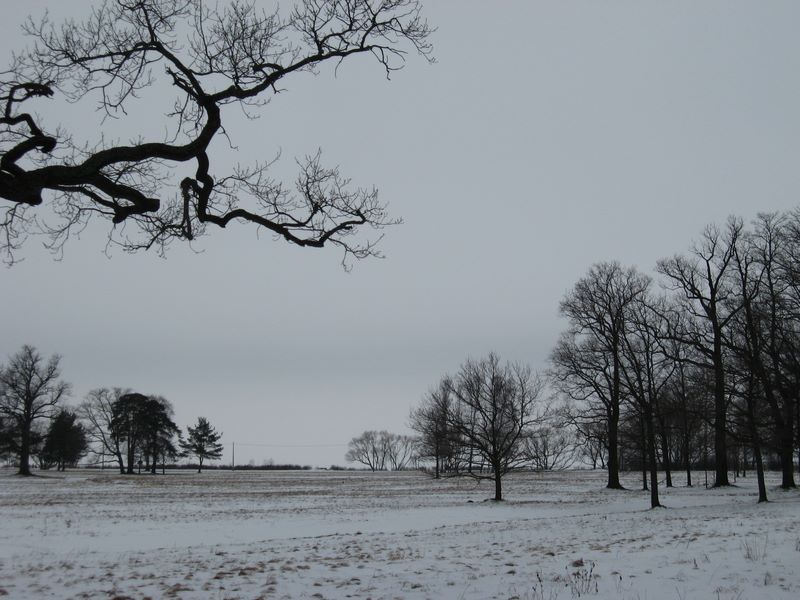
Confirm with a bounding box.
[448,353,545,501]
[79,387,130,473]
[409,378,459,478]
[345,430,389,471]
[0,345,70,475]
[523,425,578,471]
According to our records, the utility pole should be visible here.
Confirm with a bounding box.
[232,442,235,471]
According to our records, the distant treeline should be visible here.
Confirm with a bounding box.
[82,462,314,471]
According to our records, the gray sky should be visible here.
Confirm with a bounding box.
[2,1,799,467]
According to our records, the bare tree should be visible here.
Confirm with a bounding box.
[657,219,743,487]
[448,353,545,501]
[523,424,578,471]
[345,430,389,471]
[0,0,433,264]
[79,387,130,473]
[0,345,70,475]
[385,433,417,470]
[618,293,676,509]
[551,261,650,489]
[409,378,459,478]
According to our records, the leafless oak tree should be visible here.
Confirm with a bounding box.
[0,0,433,264]
[0,345,70,475]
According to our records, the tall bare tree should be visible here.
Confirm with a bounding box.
[551,262,650,489]
[0,345,70,475]
[618,294,676,508]
[657,219,743,487]
[0,0,433,264]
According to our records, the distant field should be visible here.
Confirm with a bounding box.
[0,468,798,599]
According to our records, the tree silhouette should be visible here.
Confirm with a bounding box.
[180,416,223,473]
[0,0,433,264]
[41,410,88,471]
[0,345,70,475]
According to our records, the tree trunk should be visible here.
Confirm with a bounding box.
[778,405,796,488]
[712,331,730,486]
[18,421,32,476]
[606,405,623,489]
[126,441,135,474]
[494,470,503,501]
[645,407,661,508]
[659,425,673,488]
[641,416,648,491]
[754,442,768,503]
[683,432,692,487]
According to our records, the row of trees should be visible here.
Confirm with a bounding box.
[552,211,800,506]
[0,345,223,474]
[345,430,418,471]
[401,211,800,506]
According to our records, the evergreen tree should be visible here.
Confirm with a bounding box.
[41,410,88,471]
[180,417,223,473]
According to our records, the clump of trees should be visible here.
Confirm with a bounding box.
[345,430,418,472]
[409,353,548,501]
[552,209,800,506]
[110,392,181,474]
[0,345,226,475]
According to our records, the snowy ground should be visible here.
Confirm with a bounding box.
[0,468,798,599]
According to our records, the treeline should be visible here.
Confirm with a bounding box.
[352,210,800,506]
[0,346,224,475]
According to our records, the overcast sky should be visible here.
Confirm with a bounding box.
[2,1,799,467]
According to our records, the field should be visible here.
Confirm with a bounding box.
[0,468,798,599]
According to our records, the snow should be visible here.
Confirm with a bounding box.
[0,468,798,599]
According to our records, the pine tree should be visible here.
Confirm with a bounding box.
[180,417,223,473]
[41,410,88,471]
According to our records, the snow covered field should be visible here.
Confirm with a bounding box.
[0,468,798,599]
